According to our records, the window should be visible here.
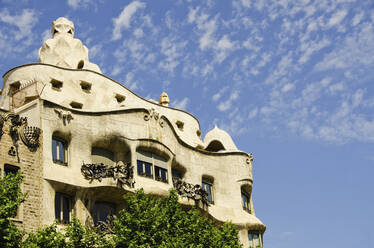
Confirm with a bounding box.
[4,164,19,175]
[137,160,152,178]
[155,166,168,183]
[202,178,214,204]
[115,94,126,103]
[70,101,83,109]
[136,150,168,183]
[10,81,21,94]
[91,147,115,165]
[242,190,251,213]
[80,81,92,92]
[176,120,184,131]
[92,202,116,225]
[50,79,63,90]
[248,231,262,248]
[52,137,68,165]
[55,192,72,224]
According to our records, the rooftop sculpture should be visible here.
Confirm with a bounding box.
[38,17,101,73]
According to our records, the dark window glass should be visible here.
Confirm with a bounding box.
[144,162,152,177]
[52,139,57,162]
[202,179,213,204]
[137,160,152,178]
[155,166,168,183]
[55,192,71,224]
[248,231,262,248]
[137,160,144,175]
[52,137,67,165]
[55,193,61,221]
[242,190,250,212]
[92,202,115,225]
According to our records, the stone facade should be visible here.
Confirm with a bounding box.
[0,17,265,247]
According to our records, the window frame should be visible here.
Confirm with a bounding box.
[248,230,263,248]
[136,150,169,183]
[137,160,153,178]
[241,189,251,213]
[202,178,214,204]
[52,137,68,166]
[55,192,72,224]
[154,166,168,183]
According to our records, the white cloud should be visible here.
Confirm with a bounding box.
[133,28,144,38]
[187,6,199,23]
[172,97,189,110]
[212,86,229,102]
[0,8,38,41]
[124,72,138,91]
[315,22,374,71]
[327,9,347,28]
[217,35,234,50]
[111,65,122,76]
[67,0,93,9]
[158,37,187,73]
[298,38,331,64]
[328,83,344,94]
[112,1,146,40]
[199,17,218,50]
[352,12,364,26]
[41,29,50,42]
[282,83,295,92]
[248,108,258,119]
[217,90,239,111]
[215,35,236,63]
[89,44,103,61]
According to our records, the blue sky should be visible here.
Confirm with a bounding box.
[0,0,373,247]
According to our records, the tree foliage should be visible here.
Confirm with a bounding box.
[0,172,26,248]
[1,173,243,248]
[112,189,242,248]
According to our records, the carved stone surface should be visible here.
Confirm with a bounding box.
[38,17,102,73]
[81,161,135,188]
[0,112,41,154]
[8,146,16,156]
[172,177,209,206]
[144,108,164,128]
[54,109,73,125]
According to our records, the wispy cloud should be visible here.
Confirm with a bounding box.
[171,97,189,110]
[0,8,38,41]
[112,1,146,40]
[217,90,239,112]
[67,0,94,9]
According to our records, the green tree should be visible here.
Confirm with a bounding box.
[112,189,243,248]
[0,172,26,248]
[22,224,66,248]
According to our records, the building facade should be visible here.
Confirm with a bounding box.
[0,17,265,247]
